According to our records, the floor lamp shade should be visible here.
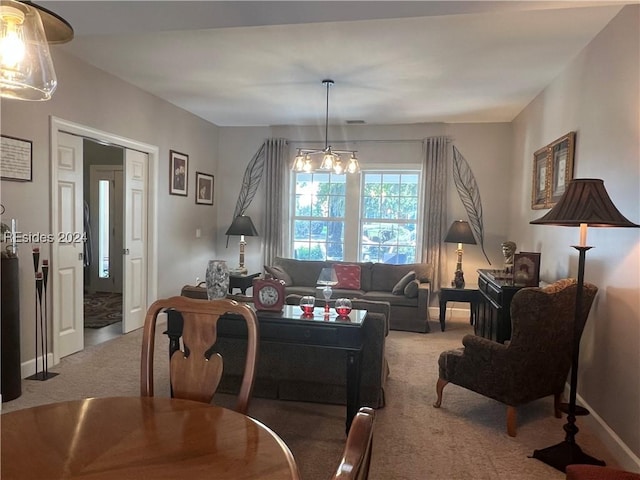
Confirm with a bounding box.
[530,178,639,472]
[225,215,258,274]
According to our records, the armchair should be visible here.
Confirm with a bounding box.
[433,278,598,437]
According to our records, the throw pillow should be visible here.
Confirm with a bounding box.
[392,270,415,295]
[404,279,419,298]
[264,265,292,286]
[334,264,361,290]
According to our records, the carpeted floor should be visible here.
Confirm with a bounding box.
[83,292,122,328]
[2,315,621,479]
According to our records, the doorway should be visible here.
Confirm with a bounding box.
[50,117,159,364]
[84,141,125,346]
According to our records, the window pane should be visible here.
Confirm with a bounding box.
[359,171,420,264]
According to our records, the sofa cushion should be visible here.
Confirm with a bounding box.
[334,264,361,290]
[362,290,418,307]
[264,265,292,286]
[404,279,419,298]
[273,257,326,287]
[392,270,415,295]
[371,263,431,292]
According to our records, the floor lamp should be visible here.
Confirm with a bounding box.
[530,178,639,472]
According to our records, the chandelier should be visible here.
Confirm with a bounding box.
[292,79,360,175]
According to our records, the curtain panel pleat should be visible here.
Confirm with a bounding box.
[421,136,450,293]
[262,138,289,266]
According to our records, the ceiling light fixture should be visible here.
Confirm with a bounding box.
[0,0,73,101]
[292,79,360,175]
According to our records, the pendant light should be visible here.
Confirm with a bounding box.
[0,0,73,101]
[293,79,360,175]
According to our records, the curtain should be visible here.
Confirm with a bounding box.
[421,136,450,293]
[261,138,289,266]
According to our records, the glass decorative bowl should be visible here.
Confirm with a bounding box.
[334,298,352,317]
[299,295,316,316]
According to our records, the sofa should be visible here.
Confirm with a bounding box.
[265,257,433,333]
[180,285,390,408]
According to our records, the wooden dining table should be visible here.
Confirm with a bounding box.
[0,396,300,479]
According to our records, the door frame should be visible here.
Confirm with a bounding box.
[50,116,159,364]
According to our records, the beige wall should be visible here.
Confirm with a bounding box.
[214,122,513,283]
[0,49,220,363]
[511,5,640,468]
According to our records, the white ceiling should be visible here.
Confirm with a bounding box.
[43,1,631,127]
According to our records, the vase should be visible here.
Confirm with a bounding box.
[205,260,230,300]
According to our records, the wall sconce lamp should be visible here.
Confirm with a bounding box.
[0,0,73,101]
[530,178,639,472]
[225,215,258,275]
[444,220,477,288]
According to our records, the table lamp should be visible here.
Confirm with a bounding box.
[444,220,477,288]
[225,215,258,274]
[530,178,639,472]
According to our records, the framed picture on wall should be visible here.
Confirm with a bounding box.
[169,150,188,196]
[195,172,214,205]
[531,131,576,209]
[549,132,576,205]
[531,146,550,209]
[513,252,541,287]
[1,135,33,182]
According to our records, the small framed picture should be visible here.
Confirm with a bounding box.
[513,252,541,287]
[169,150,188,196]
[195,172,214,205]
[1,134,33,182]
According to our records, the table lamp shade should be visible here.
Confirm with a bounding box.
[226,215,259,236]
[444,220,477,244]
[530,179,639,227]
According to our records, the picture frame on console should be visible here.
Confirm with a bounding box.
[513,252,541,287]
[169,150,188,196]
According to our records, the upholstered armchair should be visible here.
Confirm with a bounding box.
[433,278,598,437]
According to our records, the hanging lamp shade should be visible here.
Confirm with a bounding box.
[0,0,73,101]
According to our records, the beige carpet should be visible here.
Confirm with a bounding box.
[2,315,619,479]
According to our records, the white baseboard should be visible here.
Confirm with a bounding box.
[566,385,640,473]
[20,353,56,379]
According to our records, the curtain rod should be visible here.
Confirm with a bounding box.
[288,137,452,145]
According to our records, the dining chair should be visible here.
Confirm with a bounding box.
[330,406,376,480]
[140,296,259,414]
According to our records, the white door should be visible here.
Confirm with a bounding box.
[52,132,85,358]
[89,166,124,294]
[123,149,148,333]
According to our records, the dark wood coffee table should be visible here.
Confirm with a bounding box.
[167,303,366,434]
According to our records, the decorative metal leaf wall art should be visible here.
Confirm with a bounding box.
[232,142,266,218]
[452,145,491,264]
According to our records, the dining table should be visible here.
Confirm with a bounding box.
[0,396,301,479]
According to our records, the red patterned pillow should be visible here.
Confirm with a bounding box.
[334,264,361,290]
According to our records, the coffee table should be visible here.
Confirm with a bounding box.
[167,304,366,434]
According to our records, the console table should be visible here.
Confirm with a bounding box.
[476,269,525,343]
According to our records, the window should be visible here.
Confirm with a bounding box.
[360,172,419,264]
[290,170,420,264]
[292,172,345,260]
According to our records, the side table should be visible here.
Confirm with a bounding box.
[228,272,260,295]
[438,287,480,332]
